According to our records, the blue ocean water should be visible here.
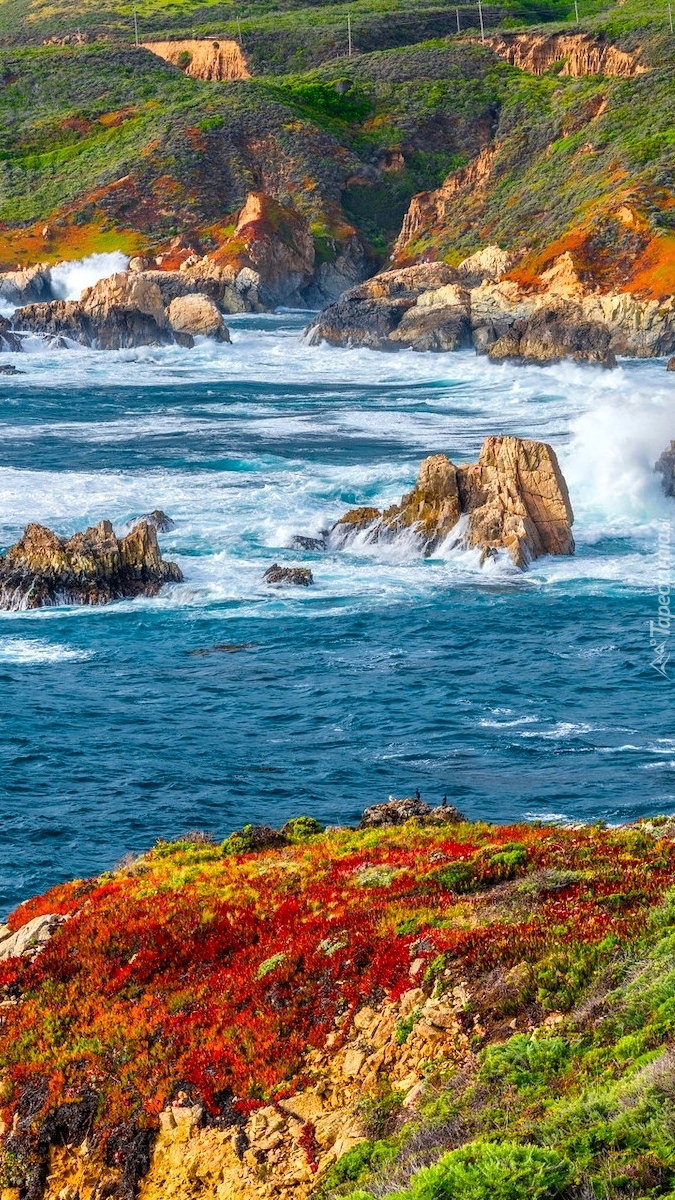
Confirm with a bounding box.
[0,311,673,914]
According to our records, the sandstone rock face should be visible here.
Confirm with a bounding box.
[263,564,313,586]
[656,442,675,498]
[0,914,66,961]
[142,38,250,81]
[332,436,574,569]
[167,294,230,343]
[483,31,648,78]
[306,253,674,363]
[0,520,183,609]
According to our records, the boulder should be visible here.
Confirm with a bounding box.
[331,436,574,569]
[263,564,313,587]
[655,442,675,498]
[0,519,183,609]
[668,356,675,371]
[166,294,230,344]
[0,913,66,961]
[359,797,465,828]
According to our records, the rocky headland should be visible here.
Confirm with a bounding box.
[2,807,675,1200]
[306,248,675,365]
[328,435,574,568]
[0,520,182,609]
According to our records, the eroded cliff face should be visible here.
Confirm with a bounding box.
[142,39,250,81]
[481,31,648,78]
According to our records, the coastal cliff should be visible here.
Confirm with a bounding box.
[3,810,675,1200]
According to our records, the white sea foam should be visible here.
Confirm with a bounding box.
[0,329,672,614]
[49,252,131,302]
[0,637,91,663]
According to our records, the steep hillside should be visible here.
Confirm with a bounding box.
[3,813,675,1200]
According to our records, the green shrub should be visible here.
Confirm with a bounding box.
[480,1035,572,1089]
[385,1140,571,1200]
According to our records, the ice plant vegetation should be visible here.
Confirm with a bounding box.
[3,818,675,1197]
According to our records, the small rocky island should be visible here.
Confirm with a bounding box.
[0,520,182,609]
[328,435,574,568]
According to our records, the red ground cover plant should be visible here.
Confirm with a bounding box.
[1,820,674,1189]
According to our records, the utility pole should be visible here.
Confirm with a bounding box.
[478,0,485,42]
[348,13,352,57]
[456,6,460,32]
[574,0,579,23]
[669,1,674,33]
[133,6,139,47]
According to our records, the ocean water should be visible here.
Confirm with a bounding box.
[0,311,673,913]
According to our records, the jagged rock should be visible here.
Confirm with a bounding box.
[0,362,23,374]
[332,436,574,569]
[0,520,183,609]
[656,442,675,498]
[12,273,174,350]
[0,914,66,961]
[488,310,616,367]
[667,356,675,371]
[0,317,23,353]
[263,564,314,586]
[359,797,465,828]
[166,294,230,344]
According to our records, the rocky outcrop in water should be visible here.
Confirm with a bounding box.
[306,251,674,364]
[668,357,675,371]
[12,273,174,350]
[656,443,675,498]
[359,797,465,827]
[332,436,574,569]
[0,520,183,609]
[263,564,314,586]
[0,261,52,307]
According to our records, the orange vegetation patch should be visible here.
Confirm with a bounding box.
[0,218,144,271]
[506,227,591,288]
[623,233,675,300]
[98,108,139,129]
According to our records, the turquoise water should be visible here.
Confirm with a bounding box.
[1,312,673,913]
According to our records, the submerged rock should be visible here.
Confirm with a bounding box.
[289,534,327,551]
[656,442,675,498]
[0,519,183,609]
[332,436,574,569]
[263,563,314,587]
[0,362,24,374]
[134,510,176,534]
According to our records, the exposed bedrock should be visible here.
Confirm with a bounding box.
[0,520,183,609]
[306,251,675,364]
[656,442,675,499]
[331,436,574,569]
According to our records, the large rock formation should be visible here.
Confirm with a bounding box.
[12,273,174,350]
[306,250,674,364]
[0,261,53,307]
[331,436,574,569]
[0,520,183,609]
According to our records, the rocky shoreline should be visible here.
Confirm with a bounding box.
[306,248,675,366]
